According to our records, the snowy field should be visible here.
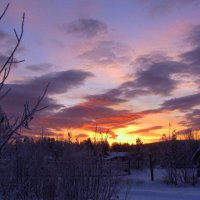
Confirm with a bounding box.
[117,169,200,200]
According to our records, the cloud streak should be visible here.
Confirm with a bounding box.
[1,69,93,116]
[26,63,54,72]
[137,0,200,16]
[66,18,107,38]
[78,40,133,66]
[128,126,163,134]
[161,93,200,112]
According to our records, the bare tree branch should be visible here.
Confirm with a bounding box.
[0,3,9,21]
[0,5,49,152]
[0,83,49,151]
[0,13,25,75]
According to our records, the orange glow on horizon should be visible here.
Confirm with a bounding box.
[39,124,180,145]
[32,111,187,145]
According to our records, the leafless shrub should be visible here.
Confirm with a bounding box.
[0,138,119,200]
[161,125,199,185]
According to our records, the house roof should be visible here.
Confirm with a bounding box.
[104,151,129,160]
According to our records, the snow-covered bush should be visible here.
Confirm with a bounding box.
[0,138,118,199]
[161,130,199,185]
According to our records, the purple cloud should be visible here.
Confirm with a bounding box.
[66,18,107,38]
[26,63,54,72]
[1,69,93,116]
[121,59,186,96]
[183,109,200,129]
[138,0,200,16]
[128,125,163,134]
[79,40,132,65]
[161,93,200,112]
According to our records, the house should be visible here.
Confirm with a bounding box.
[103,151,131,175]
[104,151,130,161]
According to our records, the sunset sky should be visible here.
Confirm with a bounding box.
[1,0,200,143]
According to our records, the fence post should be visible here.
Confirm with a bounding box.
[149,152,154,181]
[128,159,131,175]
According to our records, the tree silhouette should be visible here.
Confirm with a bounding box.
[0,3,48,152]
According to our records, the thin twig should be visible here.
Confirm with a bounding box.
[0,83,49,151]
[0,3,9,21]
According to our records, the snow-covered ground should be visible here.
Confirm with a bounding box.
[117,169,200,200]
